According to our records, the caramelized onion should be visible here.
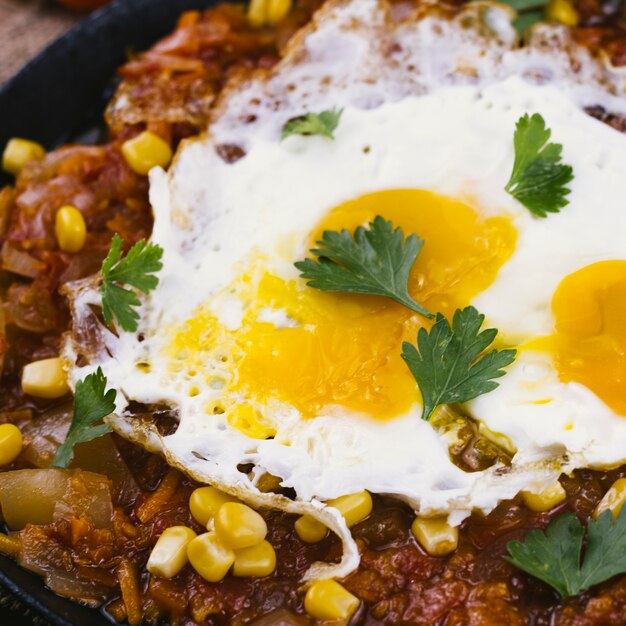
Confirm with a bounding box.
[72,436,141,508]
[19,525,110,606]
[4,282,58,333]
[0,469,112,530]
[1,242,45,278]
[20,405,140,506]
[20,403,72,468]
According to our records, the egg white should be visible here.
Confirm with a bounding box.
[66,0,626,580]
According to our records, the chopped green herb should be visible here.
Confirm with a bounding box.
[505,113,574,217]
[100,234,163,333]
[401,306,516,420]
[473,0,548,35]
[513,9,545,34]
[295,215,433,318]
[502,0,547,10]
[50,368,116,469]
[506,508,626,598]
[281,108,343,140]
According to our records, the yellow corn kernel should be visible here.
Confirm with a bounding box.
[2,138,45,175]
[327,491,373,527]
[0,424,23,466]
[521,481,567,513]
[121,131,172,176]
[594,478,626,520]
[55,205,87,253]
[255,472,282,494]
[21,358,69,399]
[247,0,267,28]
[147,526,196,579]
[266,0,292,25]
[214,502,267,549]
[232,540,276,577]
[187,531,235,582]
[304,579,360,622]
[189,486,238,528]
[545,0,579,26]
[411,516,458,556]
[295,515,328,544]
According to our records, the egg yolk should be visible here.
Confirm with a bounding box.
[548,260,626,415]
[171,189,516,426]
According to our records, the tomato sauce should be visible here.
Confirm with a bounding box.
[3,1,626,624]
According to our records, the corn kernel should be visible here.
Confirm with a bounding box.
[327,491,373,527]
[214,502,267,549]
[22,358,69,399]
[594,478,626,520]
[121,131,172,176]
[304,579,360,621]
[545,0,579,26]
[411,516,458,556]
[295,515,328,543]
[0,424,23,466]
[2,138,45,175]
[267,0,292,25]
[187,531,235,582]
[521,481,566,513]
[247,0,267,28]
[255,472,282,493]
[147,526,196,579]
[232,540,276,577]
[189,486,238,528]
[55,205,87,253]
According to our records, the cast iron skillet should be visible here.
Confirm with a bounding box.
[0,0,213,622]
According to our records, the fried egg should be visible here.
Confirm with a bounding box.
[66,0,626,580]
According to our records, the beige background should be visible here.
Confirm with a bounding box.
[0,0,79,85]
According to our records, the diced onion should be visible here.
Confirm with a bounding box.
[0,468,113,530]
[1,241,45,278]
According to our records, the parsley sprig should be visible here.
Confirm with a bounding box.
[281,108,343,140]
[506,508,626,598]
[496,0,548,34]
[100,234,163,333]
[401,306,516,420]
[505,113,573,217]
[295,216,434,318]
[50,368,116,469]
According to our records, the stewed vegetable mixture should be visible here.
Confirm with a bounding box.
[3,1,626,624]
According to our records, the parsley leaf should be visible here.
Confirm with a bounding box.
[281,108,343,140]
[512,9,544,34]
[50,367,117,469]
[501,0,546,10]
[506,512,583,597]
[295,215,434,318]
[578,507,626,591]
[505,113,574,217]
[471,0,547,35]
[100,234,163,332]
[401,306,516,420]
[506,508,626,598]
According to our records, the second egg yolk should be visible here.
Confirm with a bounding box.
[548,260,626,416]
[171,189,516,426]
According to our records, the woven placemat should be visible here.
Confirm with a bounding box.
[0,0,79,85]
